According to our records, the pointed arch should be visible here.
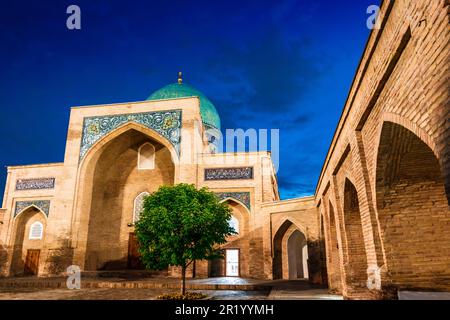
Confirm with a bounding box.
[79,121,179,170]
[272,219,308,280]
[72,122,179,245]
[286,229,308,279]
[9,206,47,275]
[219,197,251,215]
[71,122,176,270]
[220,198,249,237]
[14,205,48,221]
[375,121,450,289]
[377,114,439,159]
[342,177,368,290]
[209,197,251,278]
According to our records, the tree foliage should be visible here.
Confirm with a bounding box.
[135,184,235,294]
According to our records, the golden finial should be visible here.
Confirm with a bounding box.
[178,71,183,84]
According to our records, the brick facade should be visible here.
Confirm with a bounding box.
[316,0,450,298]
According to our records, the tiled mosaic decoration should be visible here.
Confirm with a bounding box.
[14,200,51,217]
[215,192,251,210]
[79,110,182,161]
[205,167,253,180]
[15,178,55,191]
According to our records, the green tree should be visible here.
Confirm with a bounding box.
[135,184,235,295]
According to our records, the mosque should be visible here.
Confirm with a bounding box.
[0,72,320,283]
[0,0,449,299]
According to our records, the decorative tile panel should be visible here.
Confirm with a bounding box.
[15,178,55,191]
[79,110,182,161]
[205,167,253,180]
[14,200,51,217]
[215,192,251,210]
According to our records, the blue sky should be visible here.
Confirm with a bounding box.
[0,0,379,201]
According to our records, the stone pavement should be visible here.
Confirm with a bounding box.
[0,288,271,300]
[268,280,343,300]
[0,276,342,300]
[0,276,273,291]
[398,291,450,300]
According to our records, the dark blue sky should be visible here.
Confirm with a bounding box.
[0,0,379,201]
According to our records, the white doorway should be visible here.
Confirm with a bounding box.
[226,249,239,277]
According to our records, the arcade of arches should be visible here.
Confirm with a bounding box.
[315,0,450,298]
[0,0,449,299]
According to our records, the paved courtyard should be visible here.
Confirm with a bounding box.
[0,287,268,300]
[0,276,342,300]
[1,276,448,300]
[0,287,342,300]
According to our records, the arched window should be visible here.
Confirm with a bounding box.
[229,216,239,234]
[134,192,149,223]
[29,221,43,240]
[138,143,155,170]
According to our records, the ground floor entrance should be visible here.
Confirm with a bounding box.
[127,233,144,269]
[24,249,40,275]
[225,249,239,277]
[209,248,240,277]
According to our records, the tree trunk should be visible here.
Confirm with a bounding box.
[181,266,187,295]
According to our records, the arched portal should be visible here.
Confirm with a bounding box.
[376,121,450,289]
[79,128,175,271]
[10,207,47,276]
[210,199,249,278]
[287,230,308,279]
[273,220,308,280]
[342,178,368,290]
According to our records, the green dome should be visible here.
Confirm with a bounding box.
[147,82,221,130]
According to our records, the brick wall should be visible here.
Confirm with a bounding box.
[315,0,450,298]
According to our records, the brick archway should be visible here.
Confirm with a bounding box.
[272,220,308,280]
[9,207,47,276]
[375,121,450,290]
[213,199,251,278]
[342,178,368,292]
[72,125,176,270]
[283,227,308,279]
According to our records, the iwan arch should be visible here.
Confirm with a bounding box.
[0,0,449,299]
